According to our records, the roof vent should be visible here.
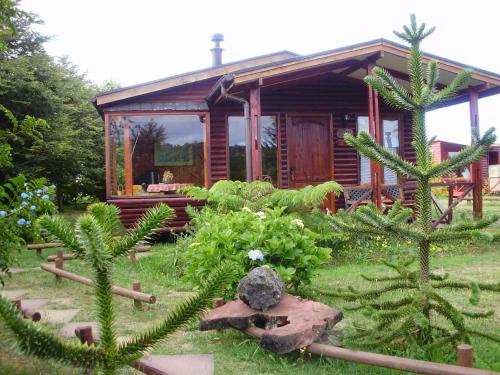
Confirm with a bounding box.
[211,33,224,67]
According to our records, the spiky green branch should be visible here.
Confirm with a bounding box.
[1,203,235,374]
[329,14,499,352]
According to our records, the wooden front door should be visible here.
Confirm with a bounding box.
[286,114,333,188]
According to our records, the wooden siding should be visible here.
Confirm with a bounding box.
[107,196,205,232]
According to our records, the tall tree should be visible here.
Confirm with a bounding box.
[0,2,107,203]
[327,15,499,350]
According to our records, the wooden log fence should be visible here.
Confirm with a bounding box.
[12,299,42,322]
[27,242,59,257]
[40,264,156,304]
[244,326,496,375]
[75,326,170,375]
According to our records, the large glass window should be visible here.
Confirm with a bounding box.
[228,115,278,183]
[381,119,399,185]
[109,115,204,196]
[261,116,278,185]
[357,116,400,185]
[357,116,371,184]
[228,116,247,181]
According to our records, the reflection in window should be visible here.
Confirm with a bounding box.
[228,116,247,181]
[357,117,400,185]
[357,116,371,184]
[109,115,204,196]
[228,116,278,183]
[382,119,399,185]
[261,116,277,185]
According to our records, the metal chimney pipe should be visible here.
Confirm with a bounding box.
[211,33,224,67]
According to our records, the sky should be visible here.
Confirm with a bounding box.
[20,0,500,145]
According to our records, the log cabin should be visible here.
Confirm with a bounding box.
[92,35,500,230]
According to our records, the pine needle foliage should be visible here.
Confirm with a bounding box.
[324,15,500,350]
[0,203,236,374]
[180,179,342,213]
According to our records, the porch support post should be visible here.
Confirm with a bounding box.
[202,113,211,187]
[250,84,262,180]
[368,63,382,209]
[469,90,482,219]
[123,119,134,196]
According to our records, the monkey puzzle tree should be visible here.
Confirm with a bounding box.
[327,15,499,349]
[0,203,235,374]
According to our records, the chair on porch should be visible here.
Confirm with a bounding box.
[344,185,372,213]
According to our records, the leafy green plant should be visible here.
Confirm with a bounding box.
[180,179,342,213]
[184,206,331,296]
[324,15,500,350]
[0,203,236,374]
[0,174,56,283]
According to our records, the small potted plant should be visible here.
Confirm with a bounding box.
[162,170,174,184]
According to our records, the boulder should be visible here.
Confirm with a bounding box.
[238,267,285,311]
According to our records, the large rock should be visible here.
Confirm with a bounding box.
[238,267,285,311]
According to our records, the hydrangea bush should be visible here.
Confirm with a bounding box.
[0,175,56,282]
[183,206,331,296]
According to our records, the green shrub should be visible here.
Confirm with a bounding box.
[0,175,56,283]
[183,206,331,295]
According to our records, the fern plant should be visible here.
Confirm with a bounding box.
[180,179,342,213]
[324,15,500,350]
[0,203,235,374]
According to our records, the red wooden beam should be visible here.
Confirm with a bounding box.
[250,85,262,180]
[367,63,382,209]
[469,90,482,219]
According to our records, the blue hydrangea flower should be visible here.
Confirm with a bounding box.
[21,201,28,206]
[35,189,42,194]
[0,210,6,217]
[17,218,26,226]
[42,194,49,200]
[26,220,31,225]
[20,192,29,199]
[42,186,49,192]
[30,205,37,211]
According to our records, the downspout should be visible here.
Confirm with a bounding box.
[221,84,253,182]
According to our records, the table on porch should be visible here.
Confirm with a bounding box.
[146,183,189,194]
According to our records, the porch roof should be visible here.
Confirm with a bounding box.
[93,38,500,110]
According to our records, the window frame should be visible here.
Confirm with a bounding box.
[104,111,210,198]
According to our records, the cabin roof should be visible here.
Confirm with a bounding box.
[93,38,500,109]
[431,140,467,148]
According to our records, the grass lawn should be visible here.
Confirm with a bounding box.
[0,201,498,374]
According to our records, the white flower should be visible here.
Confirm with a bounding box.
[255,211,266,219]
[248,249,264,261]
[291,218,304,229]
[242,207,252,212]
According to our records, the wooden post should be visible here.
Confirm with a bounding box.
[75,326,95,375]
[448,185,454,223]
[457,344,473,368]
[129,250,136,263]
[469,91,482,220]
[55,249,64,283]
[250,85,262,181]
[202,113,212,188]
[132,282,142,310]
[368,63,382,209]
[123,119,134,196]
